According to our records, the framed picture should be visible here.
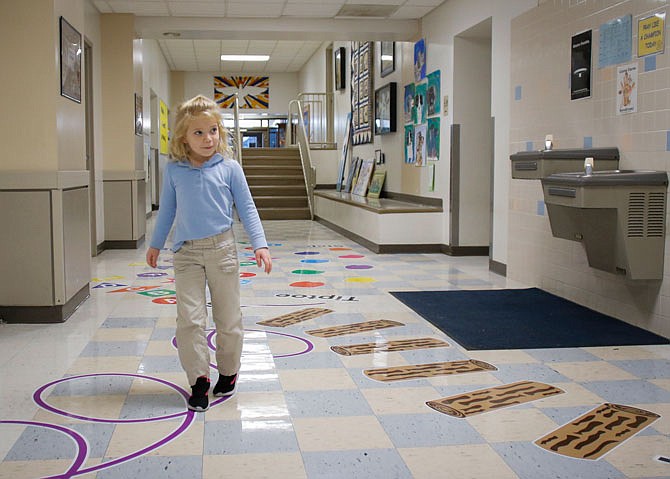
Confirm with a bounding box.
[336,112,352,191]
[352,158,375,197]
[380,41,395,77]
[374,82,397,135]
[135,93,143,136]
[59,16,82,103]
[375,149,382,165]
[367,170,386,199]
[335,47,346,91]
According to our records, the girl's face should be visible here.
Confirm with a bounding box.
[184,114,220,164]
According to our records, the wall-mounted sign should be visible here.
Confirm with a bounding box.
[571,30,592,100]
[638,11,666,57]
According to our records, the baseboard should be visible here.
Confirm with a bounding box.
[103,235,145,250]
[489,259,507,276]
[0,284,90,324]
[96,242,105,255]
[441,245,489,256]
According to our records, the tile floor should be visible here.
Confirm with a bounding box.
[1,218,669,478]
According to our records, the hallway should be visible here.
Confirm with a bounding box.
[1,217,669,478]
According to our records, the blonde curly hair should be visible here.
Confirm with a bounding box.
[169,95,232,161]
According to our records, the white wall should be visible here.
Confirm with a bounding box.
[508,0,670,337]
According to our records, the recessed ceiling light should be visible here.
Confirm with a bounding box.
[221,54,270,62]
[163,32,181,38]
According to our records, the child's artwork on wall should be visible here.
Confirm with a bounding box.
[414,83,427,124]
[404,125,415,164]
[214,76,270,108]
[427,117,440,161]
[403,83,415,124]
[352,159,375,197]
[414,38,426,83]
[414,123,427,167]
[427,70,441,116]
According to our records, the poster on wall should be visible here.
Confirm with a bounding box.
[598,15,632,68]
[426,70,441,116]
[159,99,169,155]
[616,63,637,115]
[404,84,415,124]
[414,39,426,83]
[404,125,415,164]
[427,117,440,162]
[414,83,427,124]
[414,123,427,167]
[214,76,269,109]
[638,11,666,58]
[350,41,374,145]
[571,30,592,100]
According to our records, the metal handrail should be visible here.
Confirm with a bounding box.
[232,93,242,165]
[288,92,335,149]
[288,99,315,220]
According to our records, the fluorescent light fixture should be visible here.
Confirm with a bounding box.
[221,54,269,62]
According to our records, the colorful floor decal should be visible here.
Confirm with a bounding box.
[345,264,373,270]
[331,337,450,356]
[535,403,661,460]
[345,277,375,283]
[306,319,404,338]
[291,269,324,275]
[364,359,497,382]
[256,307,334,327]
[300,259,329,264]
[290,281,325,288]
[426,380,565,418]
[339,254,364,259]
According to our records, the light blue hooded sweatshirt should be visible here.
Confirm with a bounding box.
[150,153,268,252]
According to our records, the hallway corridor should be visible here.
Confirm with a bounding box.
[1,218,669,478]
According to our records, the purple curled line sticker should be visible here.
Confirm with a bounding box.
[205,329,314,360]
[0,420,88,479]
[32,373,197,476]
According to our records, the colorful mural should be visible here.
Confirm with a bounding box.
[214,76,269,109]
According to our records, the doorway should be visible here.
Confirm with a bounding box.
[84,39,97,256]
[451,18,493,255]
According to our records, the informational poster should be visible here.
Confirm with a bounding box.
[598,15,632,68]
[159,99,169,155]
[571,30,592,100]
[638,11,666,58]
[616,63,637,115]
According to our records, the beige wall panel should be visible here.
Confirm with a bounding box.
[0,192,54,305]
[136,179,147,239]
[62,187,90,300]
[103,180,133,240]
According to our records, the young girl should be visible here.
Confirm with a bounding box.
[146,95,272,412]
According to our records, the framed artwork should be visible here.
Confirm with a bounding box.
[59,16,82,103]
[380,41,395,77]
[367,170,386,199]
[335,47,346,91]
[426,70,441,116]
[414,38,426,83]
[134,94,143,136]
[350,41,374,145]
[344,156,360,193]
[375,149,382,165]
[214,76,269,109]
[352,158,375,197]
[374,82,397,135]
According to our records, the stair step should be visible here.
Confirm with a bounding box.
[258,207,311,220]
[247,175,305,186]
[243,165,303,175]
[250,185,307,196]
[254,196,308,208]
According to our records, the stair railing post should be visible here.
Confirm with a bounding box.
[289,99,314,220]
[233,92,242,166]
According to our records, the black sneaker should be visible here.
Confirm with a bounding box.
[188,376,210,412]
[213,373,238,397]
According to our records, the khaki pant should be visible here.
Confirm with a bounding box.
[173,229,242,386]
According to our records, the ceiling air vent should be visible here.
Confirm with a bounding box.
[335,4,400,18]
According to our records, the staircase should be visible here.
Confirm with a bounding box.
[241,147,311,220]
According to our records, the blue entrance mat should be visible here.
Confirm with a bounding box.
[390,288,669,350]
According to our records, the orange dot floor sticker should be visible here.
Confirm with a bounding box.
[364,359,497,382]
[331,337,450,356]
[306,319,404,337]
[426,380,565,418]
[535,403,661,460]
[256,307,334,327]
[290,281,325,288]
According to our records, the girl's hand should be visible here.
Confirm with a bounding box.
[146,247,160,268]
[255,247,272,274]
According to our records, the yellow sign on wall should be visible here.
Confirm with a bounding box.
[638,12,665,57]
[159,99,169,155]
